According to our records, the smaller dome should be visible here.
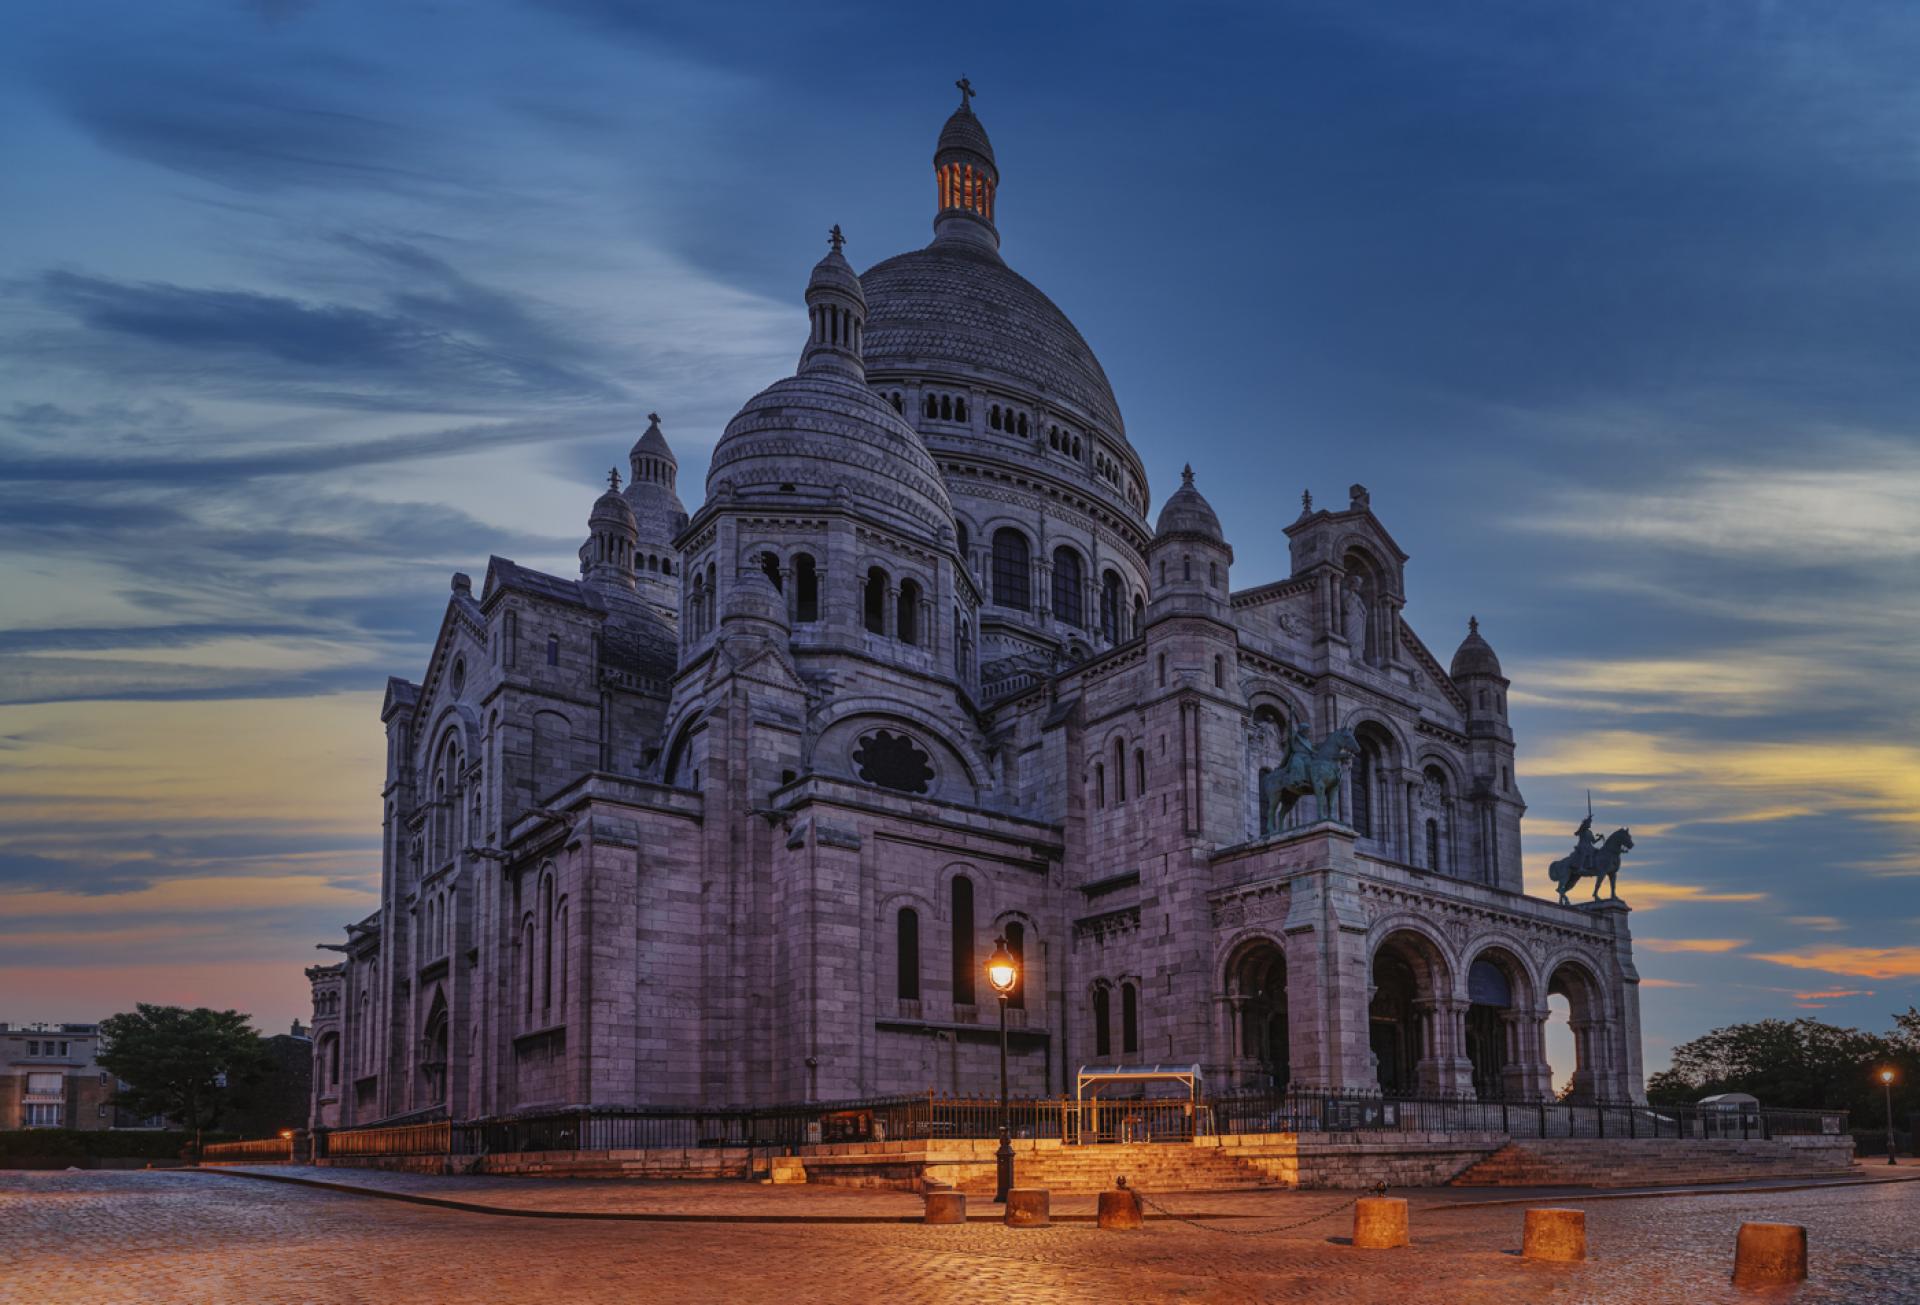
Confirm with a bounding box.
[630,413,675,467]
[723,565,790,631]
[1450,616,1503,679]
[591,478,636,532]
[937,102,996,168]
[1154,465,1223,541]
[808,231,866,307]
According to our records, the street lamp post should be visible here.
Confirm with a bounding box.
[1881,1068,1898,1167]
[986,935,1019,1203]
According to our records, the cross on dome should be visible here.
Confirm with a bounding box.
[956,76,975,108]
[1469,615,1480,634]
[829,224,846,253]
[608,467,621,491]
[1181,463,1195,486]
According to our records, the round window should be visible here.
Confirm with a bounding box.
[852,730,935,795]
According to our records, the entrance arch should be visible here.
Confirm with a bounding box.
[1223,938,1289,1091]
[1463,945,1534,1101]
[1547,959,1611,1103]
[1369,928,1455,1096]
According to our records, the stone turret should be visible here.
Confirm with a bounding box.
[933,77,998,252]
[625,414,687,624]
[580,470,637,591]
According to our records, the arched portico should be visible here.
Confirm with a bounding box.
[1461,944,1550,1101]
[1221,937,1290,1091]
[1548,956,1621,1103]
[1368,927,1470,1096]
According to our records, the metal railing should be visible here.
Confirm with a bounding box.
[305,1090,1847,1160]
[201,1136,294,1162]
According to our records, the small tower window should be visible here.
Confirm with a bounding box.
[761,551,783,592]
[546,635,559,667]
[864,566,888,635]
[897,578,922,645]
[794,553,819,623]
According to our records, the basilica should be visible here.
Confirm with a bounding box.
[307,88,1644,1128]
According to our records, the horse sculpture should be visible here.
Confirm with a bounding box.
[1260,728,1359,833]
[1548,827,1633,905]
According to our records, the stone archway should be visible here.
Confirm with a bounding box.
[1224,939,1290,1092]
[1548,959,1612,1103]
[1463,946,1537,1101]
[1369,929,1460,1096]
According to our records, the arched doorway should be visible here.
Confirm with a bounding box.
[1224,940,1289,1091]
[1547,960,1609,1103]
[1370,929,1452,1096]
[419,989,450,1110]
[1463,948,1529,1101]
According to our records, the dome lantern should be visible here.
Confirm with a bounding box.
[933,77,999,252]
[581,467,639,591]
[800,225,868,379]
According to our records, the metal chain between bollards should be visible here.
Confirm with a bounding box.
[1117,1177,1381,1238]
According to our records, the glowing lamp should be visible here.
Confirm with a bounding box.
[986,937,1018,996]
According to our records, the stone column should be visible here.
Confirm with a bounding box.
[884,584,898,639]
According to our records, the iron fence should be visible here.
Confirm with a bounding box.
[308,1090,1847,1159]
[201,1135,294,1162]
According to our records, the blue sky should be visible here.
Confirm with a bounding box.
[2,1,1916,1074]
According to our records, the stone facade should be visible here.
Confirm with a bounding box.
[0,1022,115,1130]
[310,91,1644,1126]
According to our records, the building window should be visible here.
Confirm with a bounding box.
[1135,749,1146,795]
[864,567,888,635]
[1093,986,1112,1057]
[897,908,920,1001]
[1352,745,1373,837]
[955,520,970,562]
[761,551,783,592]
[1122,982,1139,1054]
[1214,655,1224,688]
[951,877,975,1006]
[794,553,819,622]
[992,530,1030,611]
[1113,738,1127,802]
[546,634,559,667]
[1100,570,1121,642]
[897,579,921,645]
[1427,818,1441,872]
[1094,762,1106,809]
[1051,547,1084,628]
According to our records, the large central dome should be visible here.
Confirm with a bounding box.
[860,240,1126,440]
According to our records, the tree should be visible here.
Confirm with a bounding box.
[97,1005,271,1134]
[1650,1015,1916,1124]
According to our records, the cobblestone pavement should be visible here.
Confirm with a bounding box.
[3,1168,1917,1304]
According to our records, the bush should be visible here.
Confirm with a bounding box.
[0,1129,236,1160]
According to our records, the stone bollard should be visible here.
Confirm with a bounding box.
[1521,1208,1586,1262]
[1097,1186,1144,1231]
[1732,1222,1807,1288]
[922,1190,967,1225]
[1351,1197,1409,1249]
[1004,1187,1051,1228]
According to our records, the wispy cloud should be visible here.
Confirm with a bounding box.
[1638,938,1748,954]
[1750,946,1920,980]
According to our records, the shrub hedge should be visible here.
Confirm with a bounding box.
[0,1129,235,1159]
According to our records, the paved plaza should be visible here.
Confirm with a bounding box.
[3,1168,1918,1303]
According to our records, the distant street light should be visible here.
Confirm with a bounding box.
[986,935,1019,1203]
[1881,1068,1898,1167]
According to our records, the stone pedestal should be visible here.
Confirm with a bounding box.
[1003,1188,1051,1227]
[1097,1188,1144,1230]
[1352,1197,1408,1249]
[923,1190,966,1225]
[1732,1222,1807,1287]
[1522,1207,1585,1262]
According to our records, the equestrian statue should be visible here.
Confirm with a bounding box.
[1260,724,1359,833]
[1548,805,1634,905]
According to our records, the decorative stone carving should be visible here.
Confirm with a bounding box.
[851,730,935,794]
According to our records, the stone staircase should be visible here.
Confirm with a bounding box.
[1451,1139,1854,1188]
[947,1143,1274,1195]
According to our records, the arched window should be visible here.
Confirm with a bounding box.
[1017,413,1028,436]
[1005,921,1026,1010]
[522,918,535,1017]
[557,899,569,1009]
[992,529,1030,611]
[951,877,975,1006]
[1214,655,1225,688]
[1133,594,1144,634]
[897,578,921,645]
[924,394,937,419]
[1094,762,1106,809]
[1113,738,1127,802]
[955,397,967,422]
[864,566,888,635]
[1122,981,1139,1054]
[1352,744,1374,837]
[955,520,970,563]
[989,404,1002,430]
[546,634,559,666]
[540,874,555,1012]
[760,551,782,592]
[896,907,920,1001]
[794,553,819,622]
[662,557,672,576]
[1093,985,1112,1057]
[1135,748,1146,795]
[1100,570,1121,641]
[1427,818,1441,872]
[939,394,952,420]
[1051,547,1084,628]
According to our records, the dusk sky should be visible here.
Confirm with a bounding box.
[3,1,1917,1078]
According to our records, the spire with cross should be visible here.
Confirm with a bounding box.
[828,224,845,254]
[956,76,974,109]
[607,467,621,492]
